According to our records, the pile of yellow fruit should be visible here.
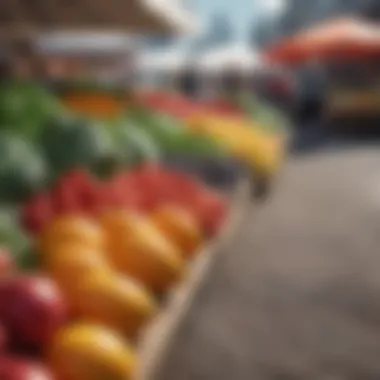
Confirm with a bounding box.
[188,113,287,178]
[38,204,204,380]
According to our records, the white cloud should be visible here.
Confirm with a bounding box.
[260,0,287,16]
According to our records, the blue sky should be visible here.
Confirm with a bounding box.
[189,0,287,42]
[192,0,258,41]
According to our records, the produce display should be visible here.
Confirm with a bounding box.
[135,91,289,179]
[0,79,286,379]
[0,164,228,379]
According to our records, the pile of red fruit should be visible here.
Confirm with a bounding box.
[21,163,227,237]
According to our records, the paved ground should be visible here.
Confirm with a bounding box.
[157,145,380,380]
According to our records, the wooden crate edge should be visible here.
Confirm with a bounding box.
[135,176,253,380]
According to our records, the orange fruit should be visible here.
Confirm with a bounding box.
[44,243,112,308]
[50,323,135,380]
[38,215,104,257]
[75,271,157,338]
[150,204,203,258]
[99,210,185,292]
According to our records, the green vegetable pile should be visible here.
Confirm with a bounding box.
[0,81,236,267]
[0,81,228,205]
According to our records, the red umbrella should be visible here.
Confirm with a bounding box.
[265,17,380,65]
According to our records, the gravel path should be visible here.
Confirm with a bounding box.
[157,146,380,380]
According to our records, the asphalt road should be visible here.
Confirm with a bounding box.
[157,145,380,380]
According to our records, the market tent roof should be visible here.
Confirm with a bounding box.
[264,17,380,65]
[137,49,191,72]
[35,32,136,56]
[197,44,263,72]
[0,0,200,38]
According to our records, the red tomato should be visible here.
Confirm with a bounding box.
[100,174,140,211]
[133,164,162,191]
[189,191,228,236]
[60,168,93,188]
[51,181,82,216]
[160,171,202,203]
[116,178,143,210]
[126,167,162,211]
[64,174,103,215]
[20,193,53,235]
[0,247,13,275]
[83,186,105,214]
[130,165,203,211]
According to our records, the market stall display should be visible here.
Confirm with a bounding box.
[0,76,257,380]
[0,21,289,379]
[135,91,289,191]
[0,0,263,377]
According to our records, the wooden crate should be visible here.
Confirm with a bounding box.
[135,177,253,380]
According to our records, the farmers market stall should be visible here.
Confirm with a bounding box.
[0,4,291,378]
[264,17,380,133]
[0,77,257,380]
[0,85,290,379]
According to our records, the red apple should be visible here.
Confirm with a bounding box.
[0,356,55,380]
[0,275,67,349]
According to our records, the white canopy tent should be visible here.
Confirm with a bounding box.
[197,44,263,73]
[136,48,193,89]
[35,33,136,56]
[142,0,202,36]
[137,49,191,73]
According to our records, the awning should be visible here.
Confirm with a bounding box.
[197,44,263,72]
[35,33,136,56]
[0,0,199,39]
[264,17,380,65]
[137,49,191,72]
